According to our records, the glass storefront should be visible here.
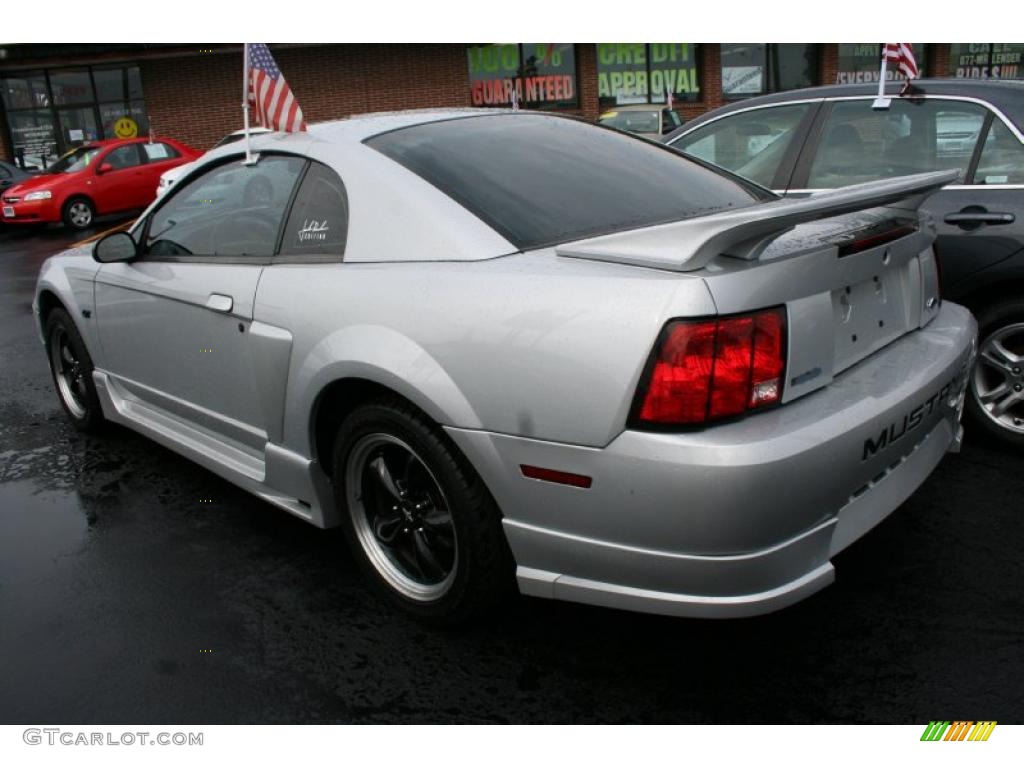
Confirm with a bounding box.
[467,44,577,109]
[721,44,820,98]
[835,43,929,83]
[948,44,1023,79]
[596,44,700,108]
[1,65,148,170]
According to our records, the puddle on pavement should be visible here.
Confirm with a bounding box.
[0,479,90,585]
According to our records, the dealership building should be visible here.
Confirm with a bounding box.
[1,43,1022,167]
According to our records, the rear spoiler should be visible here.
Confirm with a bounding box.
[556,170,956,272]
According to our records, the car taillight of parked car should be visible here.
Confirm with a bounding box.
[631,307,787,428]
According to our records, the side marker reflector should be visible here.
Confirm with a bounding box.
[520,465,593,489]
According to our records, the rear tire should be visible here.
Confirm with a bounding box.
[62,197,95,230]
[966,298,1024,449]
[44,307,105,432]
[331,396,514,624]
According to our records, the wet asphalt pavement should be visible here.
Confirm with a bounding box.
[1,222,1022,725]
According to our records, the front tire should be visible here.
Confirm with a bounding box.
[332,397,514,624]
[45,307,105,432]
[966,298,1024,449]
[62,197,95,230]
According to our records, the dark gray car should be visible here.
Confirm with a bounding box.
[0,160,32,193]
[665,79,1024,447]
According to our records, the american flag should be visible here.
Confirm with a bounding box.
[247,43,306,133]
[883,43,919,80]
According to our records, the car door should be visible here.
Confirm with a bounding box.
[788,96,1024,298]
[93,153,307,456]
[667,100,822,191]
[90,143,150,213]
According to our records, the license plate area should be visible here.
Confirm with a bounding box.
[832,267,908,372]
[2,206,13,218]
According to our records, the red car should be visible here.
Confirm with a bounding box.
[1,137,199,230]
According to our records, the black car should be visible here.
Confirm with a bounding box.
[0,160,32,193]
[664,79,1024,447]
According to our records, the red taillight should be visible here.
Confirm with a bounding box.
[633,307,787,427]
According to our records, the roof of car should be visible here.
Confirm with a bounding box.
[668,79,1024,140]
[305,108,522,143]
[81,136,180,149]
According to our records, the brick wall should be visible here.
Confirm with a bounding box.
[821,44,840,85]
[930,44,950,78]
[141,44,473,151]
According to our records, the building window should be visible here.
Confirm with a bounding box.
[467,44,577,110]
[835,43,929,84]
[1,65,147,171]
[949,44,1023,79]
[596,44,700,108]
[721,44,820,98]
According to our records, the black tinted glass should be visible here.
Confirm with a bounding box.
[145,155,305,258]
[280,161,349,256]
[367,114,764,250]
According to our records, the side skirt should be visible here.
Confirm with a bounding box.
[92,370,336,528]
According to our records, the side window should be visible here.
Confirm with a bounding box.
[672,103,811,188]
[279,161,349,257]
[807,99,987,189]
[142,142,180,162]
[144,154,305,259]
[103,144,144,171]
[974,119,1024,185]
[661,109,682,134]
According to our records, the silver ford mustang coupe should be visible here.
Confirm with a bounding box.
[34,110,976,623]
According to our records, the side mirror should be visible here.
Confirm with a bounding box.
[97,163,114,174]
[93,231,138,263]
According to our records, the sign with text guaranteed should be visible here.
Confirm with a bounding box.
[467,44,577,109]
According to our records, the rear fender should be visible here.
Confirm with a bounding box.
[288,324,482,457]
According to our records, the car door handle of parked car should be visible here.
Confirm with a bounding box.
[206,293,234,313]
[944,211,1016,228]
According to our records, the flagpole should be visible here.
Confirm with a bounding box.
[242,43,254,164]
[872,49,890,110]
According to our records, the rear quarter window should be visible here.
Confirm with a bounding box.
[366,114,767,250]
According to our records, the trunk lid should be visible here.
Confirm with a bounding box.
[556,171,955,404]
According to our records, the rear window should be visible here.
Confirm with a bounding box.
[366,114,767,250]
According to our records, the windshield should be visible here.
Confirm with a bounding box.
[367,114,770,251]
[45,146,102,174]
[598,110,661,134]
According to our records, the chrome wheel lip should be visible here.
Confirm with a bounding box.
[49,327,87,419]
[68,201,92,227]
[970,322,1024,435]
[345,433,458,602]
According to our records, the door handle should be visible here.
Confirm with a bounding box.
[206,293,234,313]
[944,211,1015,230]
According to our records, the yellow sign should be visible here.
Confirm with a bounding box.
[113,117,138,139]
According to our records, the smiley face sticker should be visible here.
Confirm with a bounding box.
[113,117,138,139]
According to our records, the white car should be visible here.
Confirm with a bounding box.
[156,127,273,196]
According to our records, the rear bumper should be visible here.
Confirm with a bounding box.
[446,302,977,618]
